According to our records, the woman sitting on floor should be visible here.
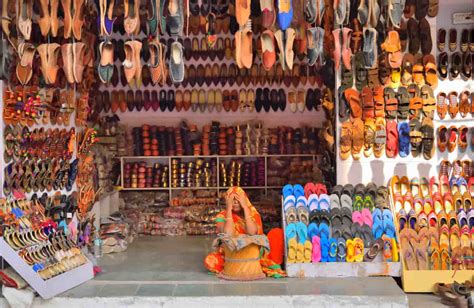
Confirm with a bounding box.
[204,187,285,280]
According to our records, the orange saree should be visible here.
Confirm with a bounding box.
[204,205,286,278]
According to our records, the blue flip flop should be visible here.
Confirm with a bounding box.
[382,209,396,238]
[293,184,305,199]
[295,221,308,244]
[372,209,384,239]
[336,237,346,262]
[286,222,297,243]
[320,236,330,262]
[282,184,294,199]
[328,238,337,262]
[308,222,319,241]
[318,222,330,240]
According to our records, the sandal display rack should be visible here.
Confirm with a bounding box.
[0,238,93,299]
[119,154,320,199]
[387,190,473,293]
[281,197,402,278]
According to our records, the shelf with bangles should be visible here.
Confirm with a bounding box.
[119,154,322,203]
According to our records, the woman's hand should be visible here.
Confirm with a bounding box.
[235,193,249,211]
[226,193,234,211]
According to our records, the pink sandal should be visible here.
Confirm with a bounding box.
[311,236,321,263]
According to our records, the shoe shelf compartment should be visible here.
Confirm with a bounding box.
[388,188,474,293]
[119,154,320,199]
[0,238,94,299]
[281,198,402,278]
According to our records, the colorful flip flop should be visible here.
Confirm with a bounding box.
[296,196,309,225]
[328,238,337,262]
[311,235,321,263]
[320,236,330,262]
[319,222,330,240]
[336,237,346,262]
[284,195,297,224]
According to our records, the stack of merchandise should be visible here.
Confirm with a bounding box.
[253,200,282,234]
[284,183,399,263]
[170,158,217,188]
[219,158,265,187]
[123,192,169,232]
[184,206,221,235]
[1,198,89,280]
[267,157,323,187]
[131,122,321,156]
[100,213,134,254]
[390,161,473,271]
[123,161,169,188]
[170,190,217,207]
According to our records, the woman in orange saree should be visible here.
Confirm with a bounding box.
[204,187,285,278]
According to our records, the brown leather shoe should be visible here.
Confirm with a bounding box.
[183,90,191,111]
[230,90,239,112]
[72,0,85,40]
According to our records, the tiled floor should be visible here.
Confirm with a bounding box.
[2,236,452,307]
[59,236,408,300]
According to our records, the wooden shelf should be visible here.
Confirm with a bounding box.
[119,154,320,201]
[120,154,319,159]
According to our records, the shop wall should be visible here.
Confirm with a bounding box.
[336,1,473,186]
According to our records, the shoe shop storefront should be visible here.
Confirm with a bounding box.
[0,0,472,307]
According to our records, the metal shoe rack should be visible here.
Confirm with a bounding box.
[119,154,320,200]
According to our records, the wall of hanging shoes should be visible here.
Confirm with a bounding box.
[0,0,99,288]
[91,0,339,192]
[335,0,473,186]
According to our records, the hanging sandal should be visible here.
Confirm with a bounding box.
[447,91,459,119]
[384,87,398,119]
[421,117,434,160]
[420,85,436,119]
[16,43,36,86]
[409,119,422,157]
[408,84,422,120]
[396,86,410,120]
[423,54,437,89]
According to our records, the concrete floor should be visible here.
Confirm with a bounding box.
[1,236,451,307]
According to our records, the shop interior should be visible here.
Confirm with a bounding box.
[0,0,472,306]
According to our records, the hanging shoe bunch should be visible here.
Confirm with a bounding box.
[2,0,94,87]
[336,0,445,162]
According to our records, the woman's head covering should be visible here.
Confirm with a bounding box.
[226,186,253,208]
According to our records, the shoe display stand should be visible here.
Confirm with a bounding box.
[0,238,94,299]
[335,4,473,187]
[387,191,473,293]
[120,154,320,201]
[281,199,402,278]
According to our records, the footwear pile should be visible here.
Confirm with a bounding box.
[283,182,399,263]
[437,28,473,80]
[1,198,88,280]
[390,173,473,271]
[340,83,441,160]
